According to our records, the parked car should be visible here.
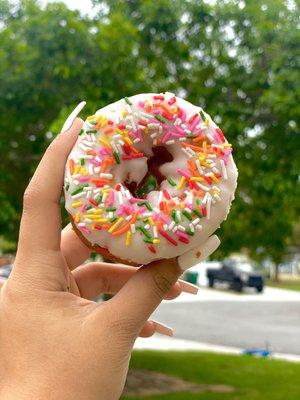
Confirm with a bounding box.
[206,260,264,292]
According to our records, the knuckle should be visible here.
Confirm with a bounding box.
[108,311,138,341]
[151,271,174,298]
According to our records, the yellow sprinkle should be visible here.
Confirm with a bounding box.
[98,137,111,148]
[122,111,129,118]
[190,177,205,182]
[80,167,88,175]
[108,217,124,233]
[125,231,132,246]
[205,117,210,127]
[124,137,133,145]
[223,143,232,148]
[210,174,219,183]
[153,239,160,244]
[180,202,185,209]
[75,165,81,174]
[72,201,82,208]
[115,128,126,135]
[74,213,80,223]
[177,176,186,190]
[93,209,102,214]
[94,218,109,223]
[87,114,96,121]
[148,217,154,226]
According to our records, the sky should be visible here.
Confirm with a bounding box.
[41,0,97,16]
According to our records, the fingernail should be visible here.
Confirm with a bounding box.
[177,235,221,271]
[61,101,86,133]
[152,321,173,337]
[179,279,199,295]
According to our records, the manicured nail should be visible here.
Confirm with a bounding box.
[177,235,221,271]
[61,101,86,133]
[178,279,199,295]
[152,321,173,337]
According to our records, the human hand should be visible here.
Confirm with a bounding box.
[0,119,197,400]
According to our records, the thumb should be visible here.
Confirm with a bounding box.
[107,258,181,336]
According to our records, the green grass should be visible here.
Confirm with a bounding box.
[123,351,300,400]
[267,279,300,292]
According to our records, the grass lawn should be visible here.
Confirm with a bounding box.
[123,351,300,400]
[267,279,300,292]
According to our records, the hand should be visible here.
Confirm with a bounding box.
[0,119,197,400]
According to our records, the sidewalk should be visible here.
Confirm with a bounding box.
[134,334,300,363]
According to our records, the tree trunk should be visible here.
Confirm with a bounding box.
[273,262,280,282]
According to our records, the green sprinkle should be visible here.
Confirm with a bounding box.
[113,151,121,164]
[124,96,132,105]
[187,134,195,139]
[172,210,179,223]
[154,114,167,123]
[65,183,70,191]
[95,194,102,204]
[79,129,85,135]
[137,226,151,239]
[167,177,176,187]
[182,210,192,221]
[86,129,97,134]
[185,228,195,236]
[193,209,202,218]
[110,217,117,223]
[106,207,117,212]
[86,205,93,210]
[138,201,153,211]
[200,110,206,122]
[143,238,154,244]
[196,199,201,205]
[71,184,89,196]
[80,158,85,166]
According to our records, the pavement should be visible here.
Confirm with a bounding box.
[135,286,300,360]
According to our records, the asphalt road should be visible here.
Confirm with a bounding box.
[152,288,300,355]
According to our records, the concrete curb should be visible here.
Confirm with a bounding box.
[134,335,300,363]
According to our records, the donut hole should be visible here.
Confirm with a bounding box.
[124,145,173,198]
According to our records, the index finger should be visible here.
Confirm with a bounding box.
[18,118,84,254]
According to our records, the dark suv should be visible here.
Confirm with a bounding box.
[206,260,264,293]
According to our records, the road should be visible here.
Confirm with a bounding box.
[152,287,300,355]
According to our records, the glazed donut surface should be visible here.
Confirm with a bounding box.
[64,93,238,265]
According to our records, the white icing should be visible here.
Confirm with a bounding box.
[64,93,238,265]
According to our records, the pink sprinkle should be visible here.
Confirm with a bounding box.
[80,204,87,213]
[177,107,187,122]
[108,190,115,207]
[137,128,144,143]
[138,101,145,108]
[185,202,193,210]
[162,131,171,143]
[130,197,145,203]
[190,116,201,130]
[117,205,126,216]
[177,169,191,178]
[81,227,91,234]
[175,230,189,240]
[79,176,90,182]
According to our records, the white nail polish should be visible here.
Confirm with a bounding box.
[152,321,173,337]
[61,101,86,133]
[178,235,221,271]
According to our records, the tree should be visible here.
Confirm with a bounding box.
[0,0,299,281]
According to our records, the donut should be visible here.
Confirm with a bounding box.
[64,93,238,267]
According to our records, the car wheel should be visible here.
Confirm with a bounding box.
[208,278,214,288]
[256,286,263,293]
[234,281,243,292]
